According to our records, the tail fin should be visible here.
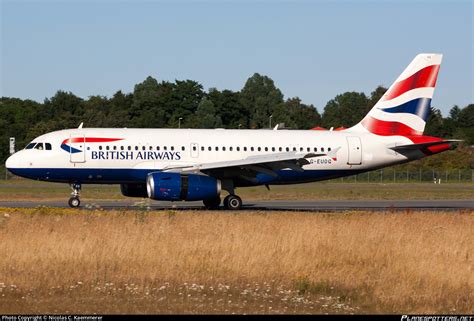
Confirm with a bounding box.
[350,53,442,136]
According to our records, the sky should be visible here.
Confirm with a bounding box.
[1,0,473,116]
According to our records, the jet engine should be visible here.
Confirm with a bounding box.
[146,172,221,201]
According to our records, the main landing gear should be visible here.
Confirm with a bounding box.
[202,194,243,210]
[68,183,81,208]
[223,194,242,210]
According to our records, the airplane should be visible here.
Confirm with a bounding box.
[5,53,460,210]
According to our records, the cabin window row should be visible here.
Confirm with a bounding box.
[96,145,185,151]
[198,146,332,152]
[95,146,331,153]
[95,145,332,153]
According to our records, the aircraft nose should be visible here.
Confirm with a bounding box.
[6,152,21,170]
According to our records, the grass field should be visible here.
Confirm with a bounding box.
[0,179,473,201]
[0,208,472,314]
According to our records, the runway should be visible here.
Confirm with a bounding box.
[0,199,472,211]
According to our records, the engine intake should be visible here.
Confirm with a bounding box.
[146,172,221,201]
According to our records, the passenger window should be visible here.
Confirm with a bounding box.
[244,147,247,152]
[201,146,204,151]
[193,146,196,151]
[314,147,318,152]
[215,147,219,151]
[128,146,131,151]
[142,146,146,151]
[293,147,297,151]
[149,146,153,150]
[258,147,261,152]
[171,146,174,151]
[251,147,254,152]
[120,146,124,151]
[106,146,110,151]
[265,147,268,152]
[157,146,160,151]
[230,147,233,151]
[279,147,282,152]
[182,146,185,151]
[99,146,103,151]
[45,143,52,150]
[164,146,167,151]
[223,147,226,151]
[237,147,240,151]
[286,147,289,152]
[26,143,36,149]
[272,147,275,152]
[35,143,44,150]
[328,147,331,152]
[307,147,310,152]
[208,146,211,151]
[300,147,303,152]
[135,146,139,151]
[321,147,325,152]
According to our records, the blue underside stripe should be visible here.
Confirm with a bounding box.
[380,98,431,121]
[7,167,367,186]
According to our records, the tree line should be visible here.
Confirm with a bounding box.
[1,73,473,169]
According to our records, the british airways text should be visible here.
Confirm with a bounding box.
[91,151,181,161]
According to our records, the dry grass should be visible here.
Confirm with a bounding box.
[0,208,472,314]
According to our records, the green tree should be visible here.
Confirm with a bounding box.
[424,107,448,137]
[284,98,321,129]
[321,92,369,128]
[193,98,222,128]
[240,73,284,128]
[130,76,166,128]
[368,86,387,108]
[168,80,205,128]
[208,88,248,128]
[43,91,84,128]
[108,90,134,127]
[457,104,474,144]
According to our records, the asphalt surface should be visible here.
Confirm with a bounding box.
[0,199,472,211]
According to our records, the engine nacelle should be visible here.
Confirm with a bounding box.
[120,183,148,198]
[146,172,221,201]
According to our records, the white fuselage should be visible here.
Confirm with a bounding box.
[6,128,414,186]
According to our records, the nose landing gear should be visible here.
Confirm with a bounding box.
[68,183,81,208]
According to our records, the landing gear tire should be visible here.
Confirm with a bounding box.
[203,197,221,210]
[69,183,82,208]
[223,195,242,210]
[68,197,80,208]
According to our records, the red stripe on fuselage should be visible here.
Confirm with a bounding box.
[361,116,422,136]
[382,64,440,101]
[61,137,124,144]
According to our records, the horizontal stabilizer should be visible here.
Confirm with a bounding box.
[390,140,461,152]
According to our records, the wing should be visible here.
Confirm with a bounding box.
[160,147,341,182]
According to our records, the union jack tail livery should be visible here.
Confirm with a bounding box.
[351,53,442,136]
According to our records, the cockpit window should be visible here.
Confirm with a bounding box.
[34,143,44,150]
[25,143,36,149]
[45,143,52,150]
